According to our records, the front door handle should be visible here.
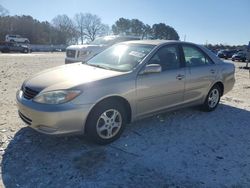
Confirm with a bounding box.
[176,74,185,80]
[210,69,215,74]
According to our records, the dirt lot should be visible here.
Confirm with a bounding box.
[0,52,250,188]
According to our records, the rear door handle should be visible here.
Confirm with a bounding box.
[176,74,185,80]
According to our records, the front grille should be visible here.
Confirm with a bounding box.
[23,87,39,100]
[66,49,76,58]
[18,111,32,125]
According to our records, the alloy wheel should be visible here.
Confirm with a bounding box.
[96,109,122,139]
[208,88,219,108]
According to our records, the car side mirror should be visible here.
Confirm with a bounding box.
[140,64,162,74]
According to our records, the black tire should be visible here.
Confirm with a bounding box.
[201,84,221,112]
[24,40,29,44]
[85,99,127,145]
[10,39,14,43]
[2,48,9,53]
[23,48,28,53]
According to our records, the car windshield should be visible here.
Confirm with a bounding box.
[85,44,155,72]
[237,52,245,55]
[90,36,117,45]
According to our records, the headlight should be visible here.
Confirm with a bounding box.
[33,90,81,104]
[78,50,91,58]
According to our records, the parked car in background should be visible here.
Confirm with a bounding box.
[65,35,140,64]
[209,49,218,54]
[0,42,30,53]
[232,52,246,62]
[217,50,237,59]
[5,34,30,43]
[17,40,235,144]
[246,41,250,62]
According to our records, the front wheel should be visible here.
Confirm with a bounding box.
[85,100,127,144]
[202,85,221,112]
[23,49,28,53]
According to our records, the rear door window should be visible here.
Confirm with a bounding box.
[182,45,213,67]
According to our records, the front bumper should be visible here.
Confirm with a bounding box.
[16,90,93,135]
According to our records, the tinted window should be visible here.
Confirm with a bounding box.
[148,45,181,71]
[183,45,213,67]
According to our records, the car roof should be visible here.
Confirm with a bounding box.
[96,35,140,40]
[123,40,196,46]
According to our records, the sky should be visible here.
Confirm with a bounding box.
[1,0,250,45]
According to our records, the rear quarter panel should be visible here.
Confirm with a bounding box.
[218,61,235,95]
[199,45,235,95]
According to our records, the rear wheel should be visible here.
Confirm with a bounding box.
[85,100,127,144]
[202,85,221,112]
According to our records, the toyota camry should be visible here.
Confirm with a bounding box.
[17,40,235,144]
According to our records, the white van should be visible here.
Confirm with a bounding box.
[65,35,140,64]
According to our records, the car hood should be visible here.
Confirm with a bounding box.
[67,44,106,50]
[23,63,124,92]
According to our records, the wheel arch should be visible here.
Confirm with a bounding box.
[85,95,132,128]
[203,81,224,104]
[213,81,224,96]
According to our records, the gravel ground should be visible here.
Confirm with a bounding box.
[0,52,250,188]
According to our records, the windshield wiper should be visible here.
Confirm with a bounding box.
[85,63,112,70]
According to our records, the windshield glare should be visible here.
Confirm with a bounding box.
[90,36,116,45]
[86,44,155,72]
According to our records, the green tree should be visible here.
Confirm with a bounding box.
[0,15,67,44]
[152,23,179,40]
[142,24,152,39]
[112,18,131,35]
[130,19,144,36]
[112,18,179,40]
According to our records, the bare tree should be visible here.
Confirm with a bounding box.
[74,13,106,44]
[74,13,84,44]
[0,5,9,16]
[52,14,77,44]
[100,24,111,36]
